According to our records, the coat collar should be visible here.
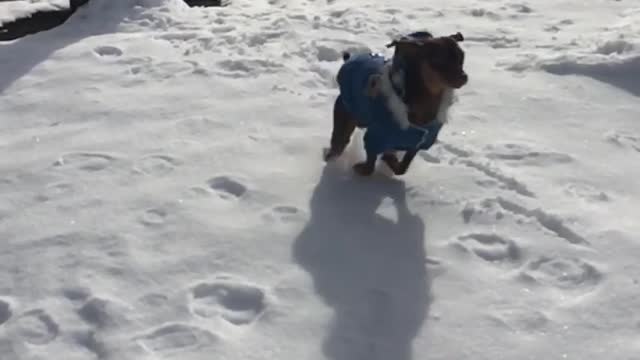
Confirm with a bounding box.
[378,58,455,129]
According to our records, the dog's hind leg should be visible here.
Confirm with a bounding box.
[325,95,357,161]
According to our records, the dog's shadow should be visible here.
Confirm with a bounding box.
[293,165,431,360]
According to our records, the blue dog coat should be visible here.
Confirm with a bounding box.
[336,52,449,159]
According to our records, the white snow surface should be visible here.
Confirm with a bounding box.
[1,0,640,359]
[0,1,69,26]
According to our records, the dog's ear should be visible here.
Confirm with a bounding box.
[386,38,420,49]
[387,38,425,61]
[449,32,464,42]
[386,39,399,48]
[386,31,432,48]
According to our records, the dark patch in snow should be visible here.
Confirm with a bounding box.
[184,0,230,7]
[0,299,11,326]
[0,0,127,93]
[0,0,90,41]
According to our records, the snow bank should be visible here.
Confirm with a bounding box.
[0,0,69,25]
[541,54,640,96]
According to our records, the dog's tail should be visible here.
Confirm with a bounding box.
[342,52,351,62]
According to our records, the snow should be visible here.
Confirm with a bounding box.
[1,0,640,359]
[0,1,69,26]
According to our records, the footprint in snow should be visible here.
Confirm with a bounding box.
[518,256,602,291]
[139,208,169,228]
[136,323,219,355]
[486,306,549,333]
[53,152,118,173]
[189,276,267,325]
[34,182,75,203]
[207,176,248,200]
[133,154,181,177]
[77,296,130,329]
[62,286,92,303]
[94,45,124,57]
[263,205,306,224]
[563,182,610,203]
[605,131,640,153]
[14,309,60,345]
[454,233,522,265]
[138,293,170,307]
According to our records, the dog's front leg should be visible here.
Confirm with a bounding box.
[382,149,418,175]
[395,149,418,175]
[381,152,401,173]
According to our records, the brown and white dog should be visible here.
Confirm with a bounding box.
[325,31,468,176]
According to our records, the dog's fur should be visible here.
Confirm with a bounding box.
[325,31,468,176]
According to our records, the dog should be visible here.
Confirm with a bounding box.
[324,31,468,176]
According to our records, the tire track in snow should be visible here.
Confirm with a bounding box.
[460,159,536,198]
[461,197,589,246]
[496,197,589,245]
[437,142,537,198]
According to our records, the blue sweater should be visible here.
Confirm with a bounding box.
[336,53,443,158]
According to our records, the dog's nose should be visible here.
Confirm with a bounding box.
[452,73,468,88]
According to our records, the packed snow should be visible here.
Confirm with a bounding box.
[1,0,639,359]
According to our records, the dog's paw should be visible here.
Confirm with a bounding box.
[381,153,410,175]
[323,147,342,162]
[353,162,375,176]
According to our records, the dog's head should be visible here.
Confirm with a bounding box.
[388,32,468,96]
[420,33,468,89]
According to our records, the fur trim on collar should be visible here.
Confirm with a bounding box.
[436,88,454,125]
[378,63,411,129]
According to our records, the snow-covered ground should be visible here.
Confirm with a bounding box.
[1,0,639,359]
[0,1,69,26]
